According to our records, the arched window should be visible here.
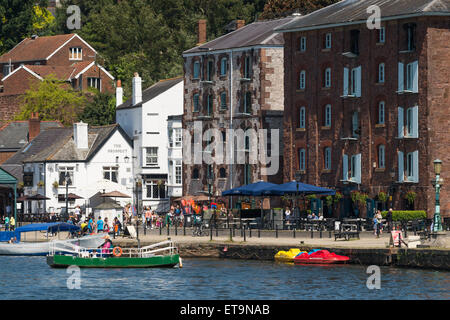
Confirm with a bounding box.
[378,101,385,124]
[324,104,332,127]
[324,147,331,170]
[378,63,385,83]
[324,68,331,88]
[378,145,385,169]
[299,148,306,171]
[299,70,306,89]
[299,107,306,128]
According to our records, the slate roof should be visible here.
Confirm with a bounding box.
[0,34,76,63]
[0,121,63,151]
[116,76,183,110]
[1,124,131,181]
[275,0,450,32]
[183,17,295,55]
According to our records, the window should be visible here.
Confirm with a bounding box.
[244,55,251,78]
[406,107,413,137]
[378,145,385,169]
[352,111,359,137]
[58,166,74,186]
[2,64,12,77]
[349,153,361,184]
[299,148,306,171]
[344,66,361,97]
[220,58,227,76]
[145,147,158,166]
[206,60,214,81]
[244,164,251,185]
[103,166,118,183]
[219,167,226,178]
[324,104,331,127]
[299,70,306,90]
[325,33,332,49]
[220,92,227,110]
[299,107,306,128]
[175,161,182,184]
[351,68,358,96]
[87,77,101,90]
[69,47,82,60]
[378,63,385,83]
[192,168,199,179]
[170,128,182,148]
[299,36,306,52]
[206,94,213,115]
[398,61,418,93]
[193,93,200,112]
[404,23,416,51]
[243,91,251,113]
[378,101,385,124]
[324,147,331,170]
[402,150,419,182]
[193,61,200,79]
[350,155,357,178]
[23,172,33,187]
[399,106,418,138]
[324,68,331,88]
[378,26,385,43]
[146,181,167,199]
[350,30,360,55]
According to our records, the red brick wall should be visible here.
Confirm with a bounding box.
[2,68,40,95]
[0,94,22,124]
[46,36,96,67]
[283,16,449,217]
[78,64,114,94]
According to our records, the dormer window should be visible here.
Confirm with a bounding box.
[69,47,82,60]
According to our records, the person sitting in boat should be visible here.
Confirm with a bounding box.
[8,236,18,244]
[97,235,113,257]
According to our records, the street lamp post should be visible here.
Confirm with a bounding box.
[389,168,396,209]
[207,171,214,213]
[294,171,301,218]
[135,175,141,243]
[432,159,443,232]
[65,172,72,220]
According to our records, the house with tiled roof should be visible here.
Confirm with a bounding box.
[1,122,133,217]
[0,33,114,124]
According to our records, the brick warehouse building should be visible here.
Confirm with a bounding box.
[0,33,114,124]
[182,18,293,199]
[276,0,450,218]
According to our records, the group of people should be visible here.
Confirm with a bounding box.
[1,216,15,231]
[373,208,393,237]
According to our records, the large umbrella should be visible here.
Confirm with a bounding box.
[25,194,50,200]
[67,193,83,200]
[222,181,283,196]
[100,191,131,198]
[276,181,335,195]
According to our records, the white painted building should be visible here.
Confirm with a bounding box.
[116,75,183,212]
[3,122,133,221]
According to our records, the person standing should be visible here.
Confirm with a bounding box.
[9,216,15,231]
[386,208,393,232]
[4,216,9,231]
[103,217,110,234]
[97,216,104,233]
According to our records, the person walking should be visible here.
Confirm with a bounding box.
[103,217,110,234]
[386,208,393,232]
[4,216,9,231]
[97,216,104,233]
[375,210,383,238]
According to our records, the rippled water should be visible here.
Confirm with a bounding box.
[0,256,449,300]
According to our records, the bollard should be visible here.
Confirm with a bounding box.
[320,229,322,238]
[216,226,218,237]
[329,230,332,238]
[183,224,186,236]
[210,225,213,241]
[275,224,278,238]
[175,224,178,236]
[229,228,233,241]
[249,227,252,238]
[311,228,314,239]
[293,228,296,239]
[159,224,162,235]
[144,224,146,235]
[232,227,235,237]
[243,226,246,242]
[258,228,261,238]
[167,225,170,236]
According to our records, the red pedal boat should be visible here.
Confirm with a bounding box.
[293,250,350,264]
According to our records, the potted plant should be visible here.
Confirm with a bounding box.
[404,191,417,209]
[37,180,45,187]
[17,182,24,191]
[52,181,59,189]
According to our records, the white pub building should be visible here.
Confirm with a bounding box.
[116,74,183,212]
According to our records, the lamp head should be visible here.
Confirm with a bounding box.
[434,159,442,175]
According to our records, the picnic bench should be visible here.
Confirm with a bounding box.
[334,223,360,241]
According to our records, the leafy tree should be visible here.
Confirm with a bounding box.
[78,91,116,126]
[15,75,86,126]
[261,0,340,20]
[0,0,49,54]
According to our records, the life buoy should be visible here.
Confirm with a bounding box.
[112,247,123,257]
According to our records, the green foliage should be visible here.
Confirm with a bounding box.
[15,75,86,126]
[261,0,340,20]
[404,191,417,205]
[78,91,116,126]
[377,191,388,203]
[381,210,426,221]
[351,191,369,207]
[306,194,316,200]
[325,195,333,207]
[334,191,343,203]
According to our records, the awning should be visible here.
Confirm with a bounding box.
[222,181,284,196]
[277,181,335,195]
[14,222,80,233]
[25,194,51,200]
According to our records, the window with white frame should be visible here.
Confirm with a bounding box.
[343,66,361,97]
[378,145,385,169]
[2,64,12,77]
[398,61,418,93]
[352,111,359,137]
[378,26,385,43]
[145,147,158,166]
[299,148,306,171]
[398,106,418,138]
[87,77,101,90]
[343,153,361,183]
[103,166,118,183]
[324,104,331,127]
[398,150,418,182]
[146,181,167,199]
[300,36,306,52]
[299,70,306,90]
[378,101,385,124]
[175,160,182,184]
[325,33,332,49]
[324,68,331,88]
[69,47,82,60]
[324,147,331,170]
[58,166,74,186]
[378,63,385,83]
[174,128,182,147]
[206,94,213,115]
[299,107,306,129]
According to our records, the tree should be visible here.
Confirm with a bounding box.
[261,0,340,20]
[0,0,49,54]
[15,75,86,126]
[78,91,116,126]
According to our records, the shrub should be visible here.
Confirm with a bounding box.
[377,191,388,203]
[381,210,426,221]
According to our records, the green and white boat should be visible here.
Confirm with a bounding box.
[46,239,181,268]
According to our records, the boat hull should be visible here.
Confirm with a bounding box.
[293,250,350,265]
[0,234,105,256]
[47,254,180,268]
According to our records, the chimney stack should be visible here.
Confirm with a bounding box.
[28,112,40,141]
[236,20,245,30]
[197,19,207,45]
[132,72,142,106]
[116,80,123,107]
[73,121,88,149]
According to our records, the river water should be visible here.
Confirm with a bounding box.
[0,256,449,300]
